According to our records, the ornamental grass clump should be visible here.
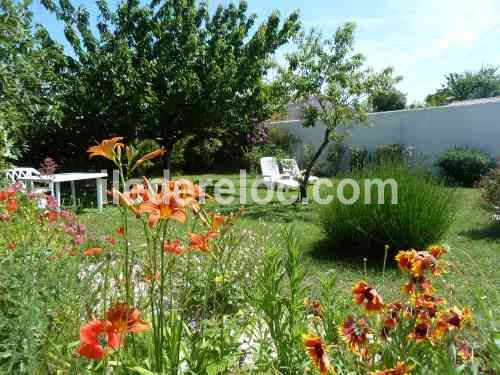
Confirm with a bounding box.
[319,163,457,254]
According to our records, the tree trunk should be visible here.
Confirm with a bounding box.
[300,129,331,201]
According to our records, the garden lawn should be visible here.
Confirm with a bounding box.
[78,174,499,310]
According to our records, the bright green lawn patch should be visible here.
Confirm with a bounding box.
[78,174,499,308]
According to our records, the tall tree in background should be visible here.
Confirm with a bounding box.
[0,0,64,164]
[279,24,393,200]
[370,88,406,112]
[33,0,300,171]
[426,66,500,107]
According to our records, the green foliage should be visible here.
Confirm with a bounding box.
[479,166,500,214]
[436,147,496,187]
[26,0,300,171]
[250,226,306,374]
[319,163,457,253]
[349,145,369,170]
[426,66,500,106]
[0,0,64,162]
[370,88,407,112]
[278,24,394,197]
[375,144,404,164]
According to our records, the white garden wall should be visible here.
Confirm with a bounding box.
[276,100,500,168]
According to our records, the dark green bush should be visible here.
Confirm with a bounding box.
[319,163,457,253]
[436,147,496,187]
[375,144,403,164]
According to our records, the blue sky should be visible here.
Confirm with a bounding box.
[30,0,500,103]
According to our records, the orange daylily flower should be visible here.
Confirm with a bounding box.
[352,281,385,312]
[131,147,167,171]
[116,226,125,237]
[209,212,227,231]
[302,334,333,375]
[189,231,219,252]
[84,247,104,256]
[76,320,121,360]
[339,316,370,357]
[139,196,187,227]
[6,242,16,250]
[0,190,15,201]
[104,235,116,245]
[163,239,185,256]
[87,137,124,160]
[6,199,17,212]
[145,272,160,283]
[106,303,150,335]
[371,362,412,375]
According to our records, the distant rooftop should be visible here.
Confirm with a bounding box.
[447,96,500,106]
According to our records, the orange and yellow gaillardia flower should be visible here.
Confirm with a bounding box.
[339,316,371,358]
[352,281,385,313]
[87,137,124,161]
[408,321,431,342]
[370,362,412,375]
[302,333,333,375]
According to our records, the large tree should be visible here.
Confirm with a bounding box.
[278,24,393,199]
[0,0,64,165]
[426,66,500,107]
[32,0,300,171]
[370,88,406,112]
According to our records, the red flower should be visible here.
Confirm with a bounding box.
[371,362,412,375]
[302,334,332,375]
[6,242,16,250]
[163,239,184,256]
[76,320,121,360]
[352,281,384,312]
[106,303,150,335]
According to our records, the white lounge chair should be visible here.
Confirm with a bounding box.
[281,159,319,185]
[259,157,299,190]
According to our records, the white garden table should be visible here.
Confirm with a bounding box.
[18,172,108,212]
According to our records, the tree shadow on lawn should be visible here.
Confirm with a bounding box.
[459,222,500,241]
[308,237,398,271]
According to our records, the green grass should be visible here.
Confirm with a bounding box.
[77,174,499,307]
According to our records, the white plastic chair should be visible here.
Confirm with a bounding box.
[259,157,299,190]
[3,167,52,195]
[281,159,319,184]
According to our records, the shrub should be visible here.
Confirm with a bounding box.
[436,147,495,187]
[375,144,403,164]
[319,163,457,252]
[349,145,369,170]
[479,166,500,213]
